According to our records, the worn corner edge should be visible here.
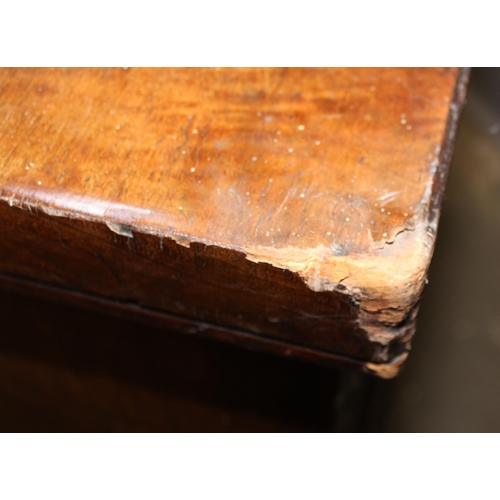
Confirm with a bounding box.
[363,351,409,379]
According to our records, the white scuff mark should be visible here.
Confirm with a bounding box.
[106,221,134,238]
[0,188,153,222]
[366,228,375,246]
[378,190,402,206]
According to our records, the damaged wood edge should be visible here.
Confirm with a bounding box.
[356,68,470,349]
[0,136,456,366]
[105,221,134,238]
[0,270,404,378]
[0,189,428,338]
[356,68,470,355]
[0,70,468,368]
[0,190,428,367]
[359,67,469,362]
[364,352,409,380]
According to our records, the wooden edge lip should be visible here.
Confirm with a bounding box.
[0,271,406,379]
[428,66,470,225]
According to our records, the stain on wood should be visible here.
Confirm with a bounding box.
[0,68,469,377]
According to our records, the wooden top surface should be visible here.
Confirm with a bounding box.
[0,68,455,250]
[0,68,467,376]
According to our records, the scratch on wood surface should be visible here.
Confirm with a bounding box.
[254,214,264,237]
[259,179,273,206]
[173,114,194,160]
[276,187,295,213]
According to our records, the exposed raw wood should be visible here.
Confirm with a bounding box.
[0,68,469,377]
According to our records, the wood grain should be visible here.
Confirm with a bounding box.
[0,68,469,377]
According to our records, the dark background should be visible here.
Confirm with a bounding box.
[0,67,498,432]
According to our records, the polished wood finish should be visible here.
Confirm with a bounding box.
[0,68,468,377]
